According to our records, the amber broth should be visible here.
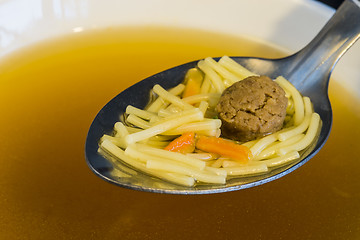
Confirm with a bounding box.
[0,27,359,239]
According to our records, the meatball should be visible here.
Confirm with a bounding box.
[216,75,288,142]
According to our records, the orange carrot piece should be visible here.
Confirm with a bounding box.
[182,68,203,98]
[195,135,252,164]
[183,79,201,98]
[164,132,196,154]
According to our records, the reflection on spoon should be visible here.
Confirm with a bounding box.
[85,0,360,194]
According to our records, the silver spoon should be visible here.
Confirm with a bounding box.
[85,0,360,194]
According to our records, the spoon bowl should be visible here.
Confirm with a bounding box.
[85,0,360,194]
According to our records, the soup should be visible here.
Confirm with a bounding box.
[0,27,359,239]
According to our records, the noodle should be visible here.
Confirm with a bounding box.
[223,163,268,176]
[182,93,221,105]
[197,60,225,93]
[163,119,221,135]
[100,139,195,186]
[153,84,194,110]
[146,83,185,112]
[211,158,225,168]
[114,122,129,137]
[218,55,257,79]
[126,105,156,120]
[278,113,320,155]
[125,108,203,144]
[254,134,304,160]
[204,57,239,84]
[198,101,209,115]
[126,114,151,129]
[132,144,206,170]
[275,76,305,125]
[146,159,226,184]
[277,97,313,141]
[261,151,300,167]
[200,76,212,94]
[186,153,217,161]
[250,134,278,157]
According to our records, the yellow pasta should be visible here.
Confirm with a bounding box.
[101,134,127,149]
[286,98,295,115]
[100,139,195,186]
[125,108,203,144]
[277,97,313,141]
[125,126,142,133]
[218,55,257,79]
[254,134,304,160]
[204,57,239,84]
[163,119,221,135]
[221,160,241,168]
[223,163,268,176]
[223,79,234,88]
[197,60,225,93]
[139,139,169,148]
[278,113,320,155]
[275,76,305,125]
[241,139,259,148]
[186,153,217,161]
[195,129,221,137]
[114,122,129,137]
[154,107,202,124]
[250,134,278,157]
[261,151,300,168]
[146,83,185,112]
[198,101,209,115]
[204,166,228,177]
[153,84,194,110]
[157,108,173,118]
[146,159,226,184]
[200,75,212,94]
[126,114,151,129]
[182,93,221,105]
[210,158,225,168]
[131,144,206,170]
[164,104,182,114]
[126,105,156,120]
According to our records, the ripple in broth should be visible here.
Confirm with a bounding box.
[0,26,359,239]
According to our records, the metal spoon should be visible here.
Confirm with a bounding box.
[85,0,360,194]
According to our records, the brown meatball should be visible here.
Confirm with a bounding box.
[216,75,288,142]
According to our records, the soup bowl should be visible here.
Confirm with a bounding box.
[1,0,359,239]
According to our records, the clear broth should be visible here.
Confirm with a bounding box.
[0,27,359,239]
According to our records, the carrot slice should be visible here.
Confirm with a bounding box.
[164,132,196,154]
[182,68,203,98]
[195,135,252,164]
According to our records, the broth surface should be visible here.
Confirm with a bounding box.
[0,26,359,239]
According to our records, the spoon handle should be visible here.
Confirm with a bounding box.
[284,0,360,91]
